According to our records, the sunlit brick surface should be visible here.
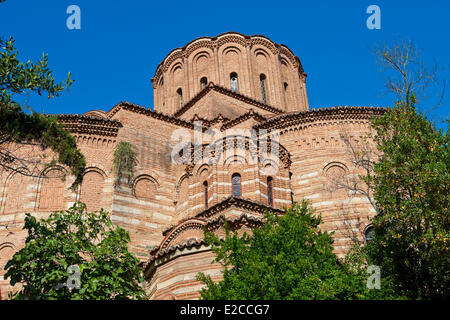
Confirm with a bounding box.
[0,32,384,299]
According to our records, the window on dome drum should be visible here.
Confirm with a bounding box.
[177,88,183,107]
[230,72,238,93]
[365,226,374,243]
[203,181,208,209]
[267,176,274,206]
[200,77,208,89]
[232,173,241,197]
[260,74,267,104]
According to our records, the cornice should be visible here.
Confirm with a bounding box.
[54,114,122,137]
[253,106,387,131]
[196,195,284,219]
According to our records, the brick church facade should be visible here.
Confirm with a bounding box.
[0,32,383,299]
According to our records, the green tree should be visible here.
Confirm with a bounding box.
[0,36,85,187]
[337,40,448,300]
[197,201,397,300]
[363,98,449,300]
[4,202,147,300]
[352,40,450,300]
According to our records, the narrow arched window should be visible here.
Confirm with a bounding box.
[365,226,374,243]
[203,181,208,209]
[283,82,289,108]
[260,74,267,104]
[289,172,294,204]
[160,77,165,107]
[177,88,183,107]
[230,72,238,93]
[267,176,274,206]
[200,77,208,89]
[232,173,241,197]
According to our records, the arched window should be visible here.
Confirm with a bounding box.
[39,168,65,211]
[177,88,183,107]
[200,77,208,89]
[267,176,273,206]
[80,170,104,212]
[134,177,156,200]
[283,82,289,108]
[289,172,294,204]
[4,173,29,214]
[203,181,208,209]
[230,72,238,93]
[160,77,165,107]
[260,74,267,104]
[232,173,241,197]
[365,226,374,243]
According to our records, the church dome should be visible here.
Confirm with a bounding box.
[151,32,309,115]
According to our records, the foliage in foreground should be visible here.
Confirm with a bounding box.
[0,36,85,187]
[197,201,398,300]
[364,98,449,300]
[4,202,147,300]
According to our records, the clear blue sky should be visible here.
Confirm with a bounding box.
[1,0,449,127]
